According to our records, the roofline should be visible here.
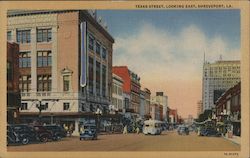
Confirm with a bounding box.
[7,10,114,43]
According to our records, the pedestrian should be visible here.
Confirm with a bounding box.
[123,125,127,134]
[136,126,140,134]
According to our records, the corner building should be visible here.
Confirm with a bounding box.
[7,10,114,134]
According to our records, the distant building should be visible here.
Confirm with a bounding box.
[215,82,241,136]
[7,42,21,124]
[202,60,240,111]
[112,66,141,114]
[139,89,145,118]
[169,108,178,125]
[111,73,124,113]
[197,100,203,118]
[150,103,162,120]
[151,92,168,121]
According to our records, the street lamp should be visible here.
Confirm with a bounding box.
[36,100,45,123]
[95,107,103,133]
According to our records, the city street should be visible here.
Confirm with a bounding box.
[7,131,240,151]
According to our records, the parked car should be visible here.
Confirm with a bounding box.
[7,124,36,145]
[200,128,221,137]
[177,126,189,135]
[31,125,53,142]
[44,125,67,141]
[79,124,97,140]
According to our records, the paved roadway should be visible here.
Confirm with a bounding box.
[7,131,240,151]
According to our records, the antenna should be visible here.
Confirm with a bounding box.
[203,51,206,64]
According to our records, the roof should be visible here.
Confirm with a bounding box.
[7,10,114,43]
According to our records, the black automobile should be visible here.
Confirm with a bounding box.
[200,128,221,137]
[31,125,53,142]
[79,124,97,140]
[44,125,67,140]
[177,126,189,135]
[7,124,36,145]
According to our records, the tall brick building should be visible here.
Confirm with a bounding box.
[112,66,141,114]
[7,42,21,124]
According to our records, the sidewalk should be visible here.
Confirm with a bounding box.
[223,134,241,145]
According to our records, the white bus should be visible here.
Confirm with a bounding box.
[143,120,162,135]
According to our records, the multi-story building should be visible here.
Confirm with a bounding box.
[150,103,162,120]
[7,42,21,124]
[139,88,151,119]
[112,66,141,114]
[202,60,240,111]
[144,88,151,118]
[7,10,114,134]
[215,82,241,136]
[197,100,203,118]
[139,90,145,118]
[111,73,124,113]
[151,92,168,121]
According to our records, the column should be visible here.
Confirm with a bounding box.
[52,26,58,93]
[31,28,37,95]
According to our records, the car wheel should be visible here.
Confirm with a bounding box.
[21,137,29,145]
[40,136,48,142]
[57,135,62,141]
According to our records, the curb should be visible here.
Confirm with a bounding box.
[222,136,240,145]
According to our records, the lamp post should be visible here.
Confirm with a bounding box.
[95,107,102,133]
[36,100,44,124]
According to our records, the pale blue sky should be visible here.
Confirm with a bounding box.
[98,10,240,50]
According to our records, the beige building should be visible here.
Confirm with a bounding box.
[111,73,124,112]
[7,10,114,134]
[151,92,168,121]
[202,60,240,111]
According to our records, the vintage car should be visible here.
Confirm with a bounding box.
[79,124,97,140]
[7,124,36,145]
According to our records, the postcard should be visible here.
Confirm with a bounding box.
[0,1,249,158]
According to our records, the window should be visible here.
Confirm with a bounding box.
[88,35,94,51]
[16,30,31,43]
[40,103,48,110]
[19,52,31,68]
[37,75,52,91]
[7,61,13,81]
[63,75,70,91]
[96,61,101,96]
[88,57,94,94]
[37,51,52,67]
[37,28,52,42]
[7,31,12,41]
[21,103,28,110]
[19,75,31,92]
[102,47,107,59]
[96,42,101,55]
[63,103,70,110]
[102,65,106,97]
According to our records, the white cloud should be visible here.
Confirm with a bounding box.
[113,23,240,81]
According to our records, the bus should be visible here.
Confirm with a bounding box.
[142,120,162,135]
